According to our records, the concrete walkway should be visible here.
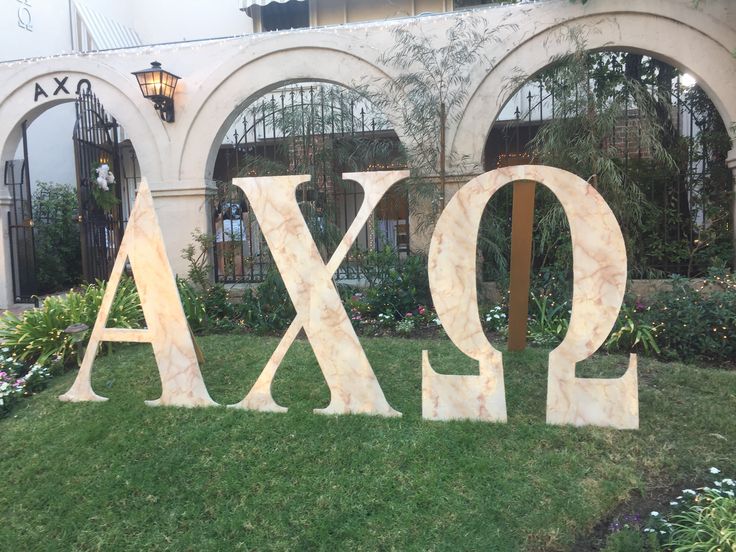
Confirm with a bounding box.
[1,303,35,318]
[2,293,67,318]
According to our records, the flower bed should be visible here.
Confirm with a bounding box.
[602,468,736,551]
[0,348,53,415]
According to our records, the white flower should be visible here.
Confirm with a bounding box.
[643,528,654,533]
[723,479,734,486]
[669,501,679,506]
[725,490,735,497]
[650,511,659,517]
[709,467,721,474]
[683,489,696,495]
[95,164,112,190]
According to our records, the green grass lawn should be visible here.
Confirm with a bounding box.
[1,335,734,551]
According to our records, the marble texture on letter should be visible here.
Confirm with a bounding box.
[232,173,405,417]
[59,180,217,408]
[424,165,637,429]
[521,166,639,429]
[423,171,508,422]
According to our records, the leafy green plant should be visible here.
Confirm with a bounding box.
[527,292,570,345]
[602,527,659,552]
[0,354,53,416]
[482,304,508,333]
[395,317,415,335]
[176,278,208,333]
[356,247,430,319]
[181,230,216,291]
[605,304,660,355]
[367,16,515,232]
[32,182,82,293]
[667,488,736,550]
[238,269,295,334]
[0,278,143,367]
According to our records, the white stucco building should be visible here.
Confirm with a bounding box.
[0,0,734,308]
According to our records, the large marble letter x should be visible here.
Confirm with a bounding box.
[230,171,408,416]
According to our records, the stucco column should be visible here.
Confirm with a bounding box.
[0,192,14,310]
[148,180,217,280]
[727,149,736,272]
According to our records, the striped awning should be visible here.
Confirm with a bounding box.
[73,0,141,50]
[239,0,308,17]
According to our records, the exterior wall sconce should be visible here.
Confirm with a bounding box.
[132,61,180,123]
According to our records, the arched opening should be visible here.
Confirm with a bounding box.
[477,49,734,290]
[211,80,407,283]
[3,90,141,302]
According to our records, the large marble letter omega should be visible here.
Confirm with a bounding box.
[425,166,637,429]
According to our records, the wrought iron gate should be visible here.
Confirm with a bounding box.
[4,122,38,304]
[485,74,732,277]
[213,83,407,283]
[73,91,126,282]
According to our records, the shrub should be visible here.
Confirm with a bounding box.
[395,317,415,335]
[238,270,295,334]
[180,230,215,291]
[1,345,62,416]
[602,526,658,552]
[32,182,82,293]
[664,474,736,551]
[602,469,736,552]
[176,278,208,333]
[527,292,570,346]
[643,270,736,362]
[357,247,431,319]
[482,304,508,333]
[605,303,660,355]
[0,356,53,416]
[0,277,143,367]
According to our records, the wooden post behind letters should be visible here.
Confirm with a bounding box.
[507,180,536,352]
[497,152,537,352]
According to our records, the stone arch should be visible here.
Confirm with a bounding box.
[0,58,166,307]
[178,46,407,184]
[0,58,166,183]
[451,12,736,170]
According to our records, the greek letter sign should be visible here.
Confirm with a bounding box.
[60,166,638,430]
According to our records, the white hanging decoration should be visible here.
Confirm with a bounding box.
[95,163,115,191]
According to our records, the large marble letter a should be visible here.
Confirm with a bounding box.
[59,180,216,408]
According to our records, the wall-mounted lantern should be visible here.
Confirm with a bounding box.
[132,61,180,123]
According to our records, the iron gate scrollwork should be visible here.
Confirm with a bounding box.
[213,83,407,284]
[73,91,126,282]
